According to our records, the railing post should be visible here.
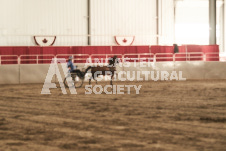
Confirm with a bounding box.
[186,45,188,61]
[36,55,38,64]
[154,54,156,63]
[18,56,21,64]
[203,53,206,61]
[89,55,92,63]
[122,55,124,63]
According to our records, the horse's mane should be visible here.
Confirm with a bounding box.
[108,56,117,66]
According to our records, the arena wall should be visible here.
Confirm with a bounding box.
[203,62,226,79]
[20,64,56,84]
[0,65,19,84]
[1,61,226,85]
[174,62,205,79]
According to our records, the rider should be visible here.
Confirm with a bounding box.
[67,56,83,77]
[67,56,76,73]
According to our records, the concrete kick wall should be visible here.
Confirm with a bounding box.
[0,61,226,85]
[174,61,226,79]
[174,62,205,79]
[203,62,226,79]
[0,65,19,84]
[19,64,56,84]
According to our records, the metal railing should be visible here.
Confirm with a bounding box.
[0,52,224,65]
[0,55,18,65]
[56,54,90,63]
[174,52,204,61]
[19,54,55,64]
[205,52,221,61]
[155,53,174,62]
[124,53,154,62]
[90,54,123,64]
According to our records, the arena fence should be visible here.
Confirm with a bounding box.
[0,53,225,84]
[0,52,223,65]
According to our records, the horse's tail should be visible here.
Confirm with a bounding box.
[84,66,92,74]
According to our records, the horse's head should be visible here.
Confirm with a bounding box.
[112,55,117,62]
[108,55,119,67]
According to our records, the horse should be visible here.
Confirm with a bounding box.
[88,55,119,85]
[68,56,118,86]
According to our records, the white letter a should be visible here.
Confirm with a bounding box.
[41,58,77,94]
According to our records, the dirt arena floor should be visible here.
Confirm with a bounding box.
[0,80,226,151]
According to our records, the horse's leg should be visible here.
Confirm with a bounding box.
[110,71,114,85]
[89,73,94,85]
[95,74,98,84]
[90,72,99,84]
[110,75,114,85]
[89,77,92,85]
[94,72,100,84]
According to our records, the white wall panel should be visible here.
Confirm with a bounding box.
[0,0,88,46]
[174,0,209,45]
[90,0,157,45]
[158,0,175,45]
[0,0,177,46]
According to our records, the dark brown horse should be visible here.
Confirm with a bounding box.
[88,56,118,85]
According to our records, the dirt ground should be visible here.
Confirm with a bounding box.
[0,80,226,151]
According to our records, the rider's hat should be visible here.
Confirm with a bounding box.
[68,56,73,60]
